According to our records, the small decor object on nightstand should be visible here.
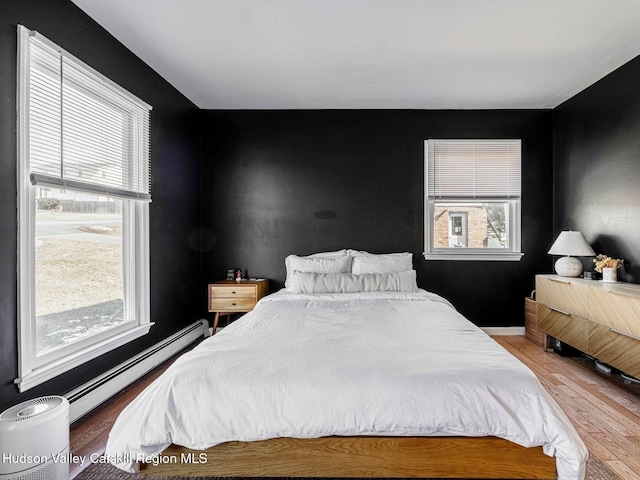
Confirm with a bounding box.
[547,231,595,277]
[593,254,624,283]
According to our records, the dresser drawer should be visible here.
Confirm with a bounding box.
[536,302,589,352]
[589,285,640,339]
[536,275,589,319]
[588,322,640,378]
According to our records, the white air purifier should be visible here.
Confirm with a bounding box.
[0,396,69,480]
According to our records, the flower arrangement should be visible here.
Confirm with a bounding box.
[593,254,624,273]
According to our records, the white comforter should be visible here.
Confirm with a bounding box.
[106,289,587,479]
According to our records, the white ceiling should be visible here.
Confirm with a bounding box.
[70,0,640,110]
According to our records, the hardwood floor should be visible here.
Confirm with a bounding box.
[495,336,640,479]
[68,348,189,479]
[69,336,640,479]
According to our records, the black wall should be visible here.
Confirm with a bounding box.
[10,0,638,415]
[201,110,554,327]
[0,0,202,410]
[554,55,640,284]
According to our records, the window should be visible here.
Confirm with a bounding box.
[16,26,153,391]
[424,139,522,261]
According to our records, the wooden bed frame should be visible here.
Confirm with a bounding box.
[139,435,556,479]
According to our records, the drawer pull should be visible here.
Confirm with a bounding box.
[610,328,640,342]
[608,290,640,300]
[549,306,571,316]
[549,277,571,284]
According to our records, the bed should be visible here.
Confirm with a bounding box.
[105,251,587,480]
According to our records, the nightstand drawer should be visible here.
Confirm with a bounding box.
[209,297,257,312]
[209,285,256,299]
[208,280,269,334]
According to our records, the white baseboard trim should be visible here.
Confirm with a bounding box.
[482,326,525,336]
[65,319,209,423]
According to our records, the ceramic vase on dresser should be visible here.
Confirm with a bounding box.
[602,267,617,283]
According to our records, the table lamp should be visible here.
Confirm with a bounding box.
[547,231,595,277]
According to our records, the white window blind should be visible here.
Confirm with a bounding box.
[426,140,521,199]
[27,31,151,201]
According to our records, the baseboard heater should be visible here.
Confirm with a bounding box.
[65,319,209,423]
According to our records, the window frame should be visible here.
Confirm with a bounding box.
[16,25,152,392]
[423,140,523,261]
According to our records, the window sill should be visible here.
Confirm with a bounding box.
[423,252,524,261]
[15,323,153,392]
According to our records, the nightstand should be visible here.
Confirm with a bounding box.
[208,279,268,333]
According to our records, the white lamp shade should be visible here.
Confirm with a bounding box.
[547,231,596,257]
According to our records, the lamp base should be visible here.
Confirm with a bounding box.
[554,256,583,277]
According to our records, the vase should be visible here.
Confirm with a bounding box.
[602,267,618,283]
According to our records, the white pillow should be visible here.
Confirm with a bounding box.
[307,249,348,258]
[351,252,413,275]
[284,253,351,287]
[289,270,418,294]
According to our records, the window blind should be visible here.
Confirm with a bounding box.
[426,140,521,199]
[27,31,152,201]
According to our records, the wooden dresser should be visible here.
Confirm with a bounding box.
[208,279,268,333]
[536,274,640,378]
